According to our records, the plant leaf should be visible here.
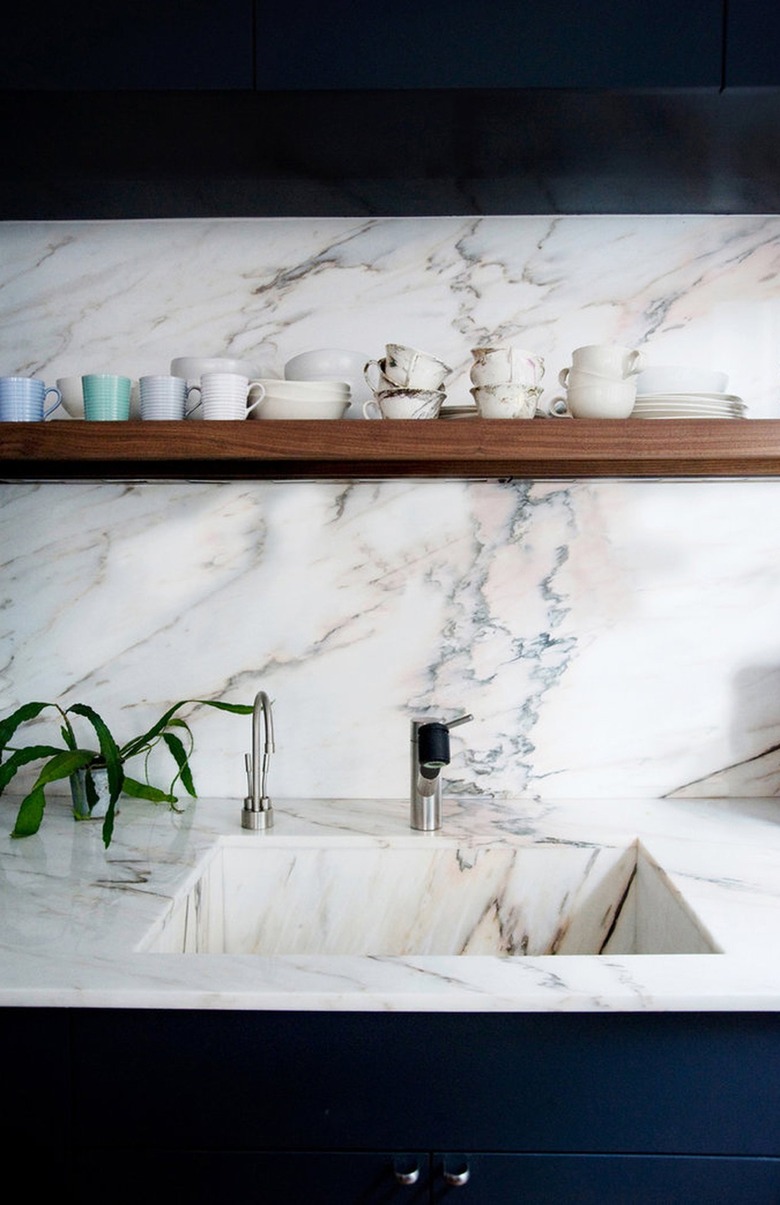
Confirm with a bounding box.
[10,750,95,838]
[0,701,53,753]
[0,744,66,795]
[67,704,124,803]
[119,699,252,762]
[101,797,116,849]
[162,731,196,796]
[122,776,177,804]
[11,784,47,838]
[34,748,96,787]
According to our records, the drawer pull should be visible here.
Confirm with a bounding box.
[443,1162,470,1187]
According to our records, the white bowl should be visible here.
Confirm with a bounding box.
[285,348,371,419]
[636,365,728,396]
[258,378,351,400]
[170,356,259,382]
[252,396,349,420]
[284,347,368,382]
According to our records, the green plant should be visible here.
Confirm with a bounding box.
[0,697,252,848]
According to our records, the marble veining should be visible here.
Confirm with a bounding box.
[0,793,778,1011]
[0,215,779,814]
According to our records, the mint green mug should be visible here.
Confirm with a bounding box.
[82,374,132,421]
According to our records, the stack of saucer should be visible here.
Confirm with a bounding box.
[632,393,747,420]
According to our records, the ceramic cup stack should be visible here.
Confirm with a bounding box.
[363,343,450,419]
[469,346,545,418]
[554,344,643,418]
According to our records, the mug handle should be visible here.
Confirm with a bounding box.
[245,381,267,416]
[363,360,383,392]
[545,396,570,417]
[558,367,570,388]
[626,349,644,375]
[43,385,62,420]
[363,399,382,420]
[184,384,202,417]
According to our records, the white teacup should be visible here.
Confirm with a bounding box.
[570,344,643,378]
[470,384,539,419]
[560,379,636,419]
[56,376,85,418]
[200,373,266,420]
[470,346,545,389]
[378,343,451,391]
[363,389,445,420]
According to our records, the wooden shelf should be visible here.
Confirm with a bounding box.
[2,419,780,481]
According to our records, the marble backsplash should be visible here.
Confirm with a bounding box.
[1,215,780,809]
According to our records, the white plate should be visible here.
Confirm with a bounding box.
[633,410,745,420]
[633,403,745,415]
[635,392,744,405]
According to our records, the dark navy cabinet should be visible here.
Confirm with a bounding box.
[0,0,253,90]
[48,1008,780,1203]
[726,0,780,87]
[2,1,723,93]
[1,4,779,217]
[254,0,722,91]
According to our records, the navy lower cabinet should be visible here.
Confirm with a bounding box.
[56,1010,780,1202]
[430,1154,780,1202]
[73,1151,432,1203]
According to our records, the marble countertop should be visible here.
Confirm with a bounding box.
[1,792,778,1012]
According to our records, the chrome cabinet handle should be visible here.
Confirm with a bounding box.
[393,1162,420,1186]
[443,1161,470,1187]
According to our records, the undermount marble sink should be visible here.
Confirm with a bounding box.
[144,837,718,958]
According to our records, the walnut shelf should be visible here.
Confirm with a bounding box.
[2,419,780,481]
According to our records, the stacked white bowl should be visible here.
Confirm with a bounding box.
[284,348,370,419]
[249,378,351,420]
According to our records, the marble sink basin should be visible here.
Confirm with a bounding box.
[145,836,718,958]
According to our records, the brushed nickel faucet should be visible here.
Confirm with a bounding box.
[410,713,473,830]
[242,690,275,830]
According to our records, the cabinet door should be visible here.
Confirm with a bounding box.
[430,1153,780,1203]
[0,1008,70,1194]
[254,0,722,90]
[74,1150,431,1204]
[0,1,253,90]
[726,0,780,86]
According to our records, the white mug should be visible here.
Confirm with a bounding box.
[570,344,643,378]
[470,346,545,389]
[561,379,636,418]
[470,384,539,419]
[139,375,202,420]
[199,373,266,420]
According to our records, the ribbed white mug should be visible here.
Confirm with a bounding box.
[200,373,266,420]
[140,375,202,420]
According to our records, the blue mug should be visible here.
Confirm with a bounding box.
[0,376,62,421]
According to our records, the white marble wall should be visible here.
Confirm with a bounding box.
[1,216,780,809]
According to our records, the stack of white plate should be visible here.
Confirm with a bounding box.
[632,392,747,420]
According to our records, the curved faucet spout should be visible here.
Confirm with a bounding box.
[242,690,275,831]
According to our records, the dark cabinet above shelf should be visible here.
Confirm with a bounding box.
[255,0,722,91]
[2,420,780,482]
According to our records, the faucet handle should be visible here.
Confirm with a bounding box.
[446,713,473,730]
